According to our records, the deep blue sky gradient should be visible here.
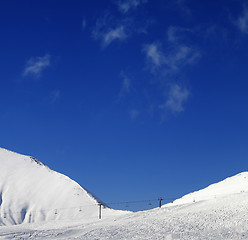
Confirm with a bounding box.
[1,0,248,210]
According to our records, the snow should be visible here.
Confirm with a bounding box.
[1,191,248,239]
[166,172,248,207]
[1,147,248,239]
[0,147,125,226]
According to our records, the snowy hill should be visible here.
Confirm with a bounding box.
[0,147,121,226]
[1,172,248,239]
[1,148,248,239]
[166,172,248,207]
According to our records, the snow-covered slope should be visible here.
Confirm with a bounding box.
[166,172,248,207]
[0,147,121,226]
[1,172,248,239]
[1,149,248,239]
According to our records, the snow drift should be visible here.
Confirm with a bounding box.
[0,147,119,226]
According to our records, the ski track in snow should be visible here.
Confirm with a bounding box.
[1,193,248,239]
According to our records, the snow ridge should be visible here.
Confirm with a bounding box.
[29,156,45,166]
[166,171,248,207]
[0,147,122,226]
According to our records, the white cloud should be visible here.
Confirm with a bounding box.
[142,28,199,116]
[236,6,248,34]
[119,73,131,99]
[92,2,151,49]
[167,26,178,43]
[160,84,189,113]
[143,43,164,68]
[51,90,61,102]
[118,0,148,14]
[93,16,128,48]
[103,26,127,47]
[143,42,200,74]
[166,45,200,71]
[166,27,200,71]
[23,54,50,78]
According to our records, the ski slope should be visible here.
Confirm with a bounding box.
[1,190,248,239]
[166,171,248,207]
[1,146,248,239]
[0,147,123,226]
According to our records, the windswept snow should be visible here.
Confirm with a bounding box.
[0,147,124,226]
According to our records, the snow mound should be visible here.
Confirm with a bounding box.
[0,147,122,226]
[166,172,248,206]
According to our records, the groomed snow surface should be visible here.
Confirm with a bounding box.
[1,192,248,239]
[1,147,248,239]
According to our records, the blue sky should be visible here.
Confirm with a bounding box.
[1,0,248,210]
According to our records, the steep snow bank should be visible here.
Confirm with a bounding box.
[0,147,121,226]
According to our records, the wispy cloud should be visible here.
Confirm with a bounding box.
[167,27,200,64]
[167,26,178,43]
[143,43,164,68]
[119,73,131,99]
[117,0,148,14]
[160,84,189,113]
[103,26,127,47]
[23,54,51,78]
[235,5,248,34]
[51,90,61,102]
[142,27,199,117]
[92,14,128,48]
[143,41,200,74]
[166,45,200,71]
[92,1,151,49]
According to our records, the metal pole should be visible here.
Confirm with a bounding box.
[98,203,102,219]
[158,197,163,208]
